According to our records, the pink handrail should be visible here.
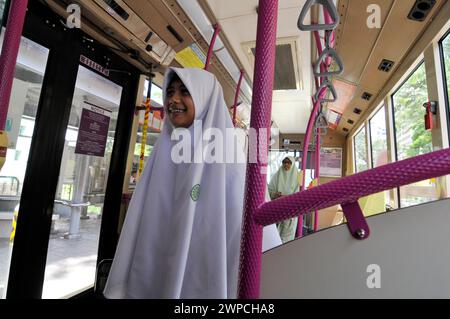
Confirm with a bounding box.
[232,69,245,126]
[204,24,221,71]
[0,0,29,130]
[255,147,450,226]
[237,0,278,299]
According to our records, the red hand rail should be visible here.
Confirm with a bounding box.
[204,24,221,71]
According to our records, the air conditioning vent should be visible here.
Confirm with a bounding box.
[167,25,184,43]
[361,92,372,101]
[347,119,354,125]
[103,0,129,20]
[353,108,362,115]
[378,59,395,72]
[408,0,436,22]
[245,37,302,91]
[343,128,349,132]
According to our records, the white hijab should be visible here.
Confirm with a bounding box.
[268,156,299,196]
[104,67,280,299]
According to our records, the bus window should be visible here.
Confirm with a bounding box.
[0,33,49,299]
[392,62,438,208]
[353,127,368,173]
[366,106,391,214]
[369,106,388,168]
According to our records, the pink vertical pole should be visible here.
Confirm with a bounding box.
[204,24,221,71]
[232,69,245,126]
[297,94,326,237]
[323,10,336,66]
[296,28,325,238]
[237,0,278,299]
[313,129,320,232]
[296,7,337,237]
[0,0,29,130]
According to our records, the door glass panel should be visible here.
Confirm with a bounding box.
[42,65,122,298]
[0,31,49,298]
[0,0,6,27]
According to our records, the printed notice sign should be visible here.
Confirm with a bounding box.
[75,102,111,157]
[320,147,342,177]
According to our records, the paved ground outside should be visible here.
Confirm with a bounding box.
[0,215,102,299]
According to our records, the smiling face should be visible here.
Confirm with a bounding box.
[165,75,195,128]
[282,158,292,171]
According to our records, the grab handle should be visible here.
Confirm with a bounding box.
[298,0,340,31]
[313,47,344,77]
[314,79,337,103]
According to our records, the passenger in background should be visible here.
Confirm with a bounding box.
[104,67,280,299]
[268,156,299,243]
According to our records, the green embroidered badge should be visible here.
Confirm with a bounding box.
[190,184,200,201]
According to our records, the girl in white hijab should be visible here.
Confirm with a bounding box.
[103,67,280,299]
[268,156,299,243]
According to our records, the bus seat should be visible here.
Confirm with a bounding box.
[94,258,113,297]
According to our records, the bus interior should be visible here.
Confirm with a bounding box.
[0,0,450,298]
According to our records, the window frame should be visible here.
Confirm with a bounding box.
[438,28,450,143]
[390,60,434,208]
[368,104,387,169]
[390,60,427,163]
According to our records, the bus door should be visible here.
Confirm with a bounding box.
[3,1,139,298]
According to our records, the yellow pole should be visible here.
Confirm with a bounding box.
[138,97,150,178]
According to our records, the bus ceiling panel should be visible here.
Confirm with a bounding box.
[40,0,154,73]
[271,99,312,134]
[326,79,357,114]
[335,0,393,85]
[48,0,177,69]
[206,0,312,86]
[334,0,445,136]
[204,0,309,20]
[122,0,191,53]
[84,0,178,65]
[357,0,444,93]
[204,0,314,129]
[175,0,248,86]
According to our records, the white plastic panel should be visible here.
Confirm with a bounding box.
[261,198,450,298]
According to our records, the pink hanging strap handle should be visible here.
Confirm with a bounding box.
[0,0,29,130]
[204,24,221,71]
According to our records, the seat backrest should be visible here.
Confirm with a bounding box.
[94,259,113,297]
